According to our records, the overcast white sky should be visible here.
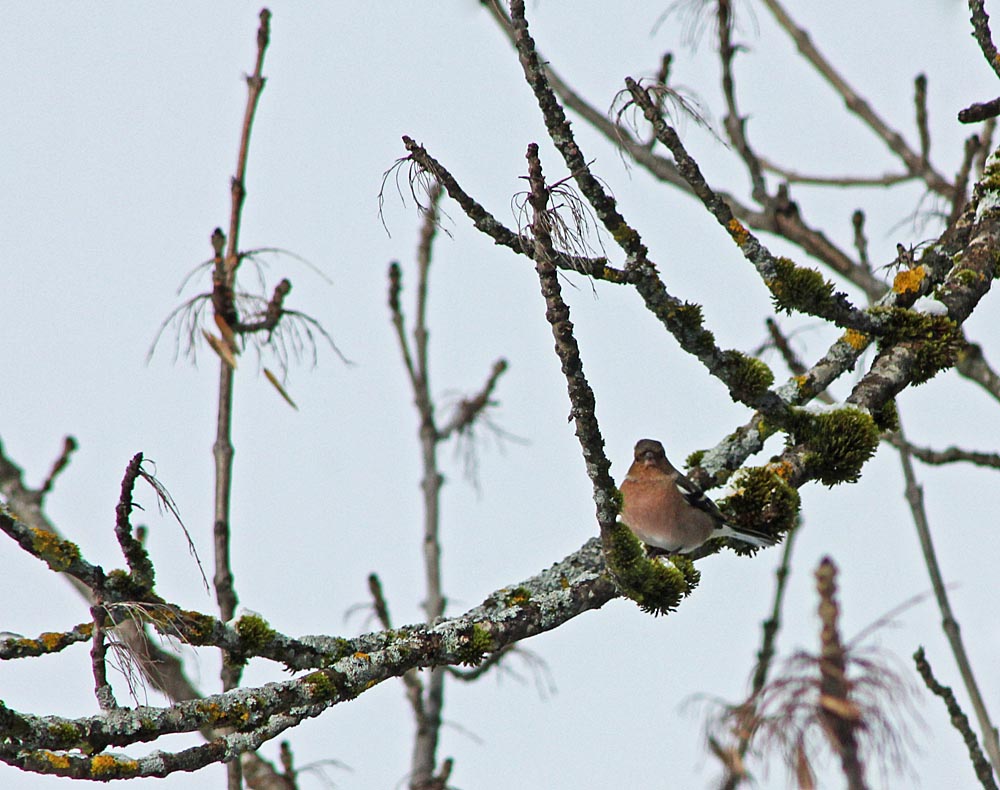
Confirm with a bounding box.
[3,2,999,788]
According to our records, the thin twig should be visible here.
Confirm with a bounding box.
[884,435,1000,469]
[751,522,799,697]
[396,136,619,280]
[716,0,767,203]
[437,359,509,440]
[851,210,871,271]
[959,97,1000,124]
[114,453,155,590]
[758,158,913,188]
[914,647,999,790]
[950,136,980,228]
[39,436,78,499]
[914,74,930,166]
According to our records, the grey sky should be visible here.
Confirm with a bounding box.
[2,2,998,788]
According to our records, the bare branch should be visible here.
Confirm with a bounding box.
[759,0,952,195]
[914,647,999,790]
[968,0,1000,81]
[895,420,1000,777]
[884,435,1000,469]
[914,73,930,166]
[959,97,1000,124]
[38,436,77,500]
[437,359,509,440]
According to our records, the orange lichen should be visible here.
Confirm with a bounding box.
[727,218,749,246]
[841,328,870,350]
[892,265,925,295]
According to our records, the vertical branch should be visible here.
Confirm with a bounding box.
[815,558,869,790]
[524,143,617,540]
[388,185,450,790]
[717,0,767,204]
[212,12,271,790]
[227,9,272,270]
[914,74,930,167]
[412,186,447,790]
[896,419,1000,779]
[89,571,117,712]
[414,184,445,630]
[212,6,272,650]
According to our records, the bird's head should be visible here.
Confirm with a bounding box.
[633,438,667,466]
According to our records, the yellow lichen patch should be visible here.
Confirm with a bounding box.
[40,751,71,770]
[41,631,68,651]
[841,328,869,350]
[90,754,138,777]
[727,218,749,246]
[29,528,81,572]
[892,265,925,295]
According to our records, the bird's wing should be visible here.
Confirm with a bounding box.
[671,471,727,525]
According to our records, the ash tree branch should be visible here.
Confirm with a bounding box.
[507,2,795,417]
[716,0,767,204]
[0,533,619,779]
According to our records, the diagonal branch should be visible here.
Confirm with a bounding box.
[760,0,952,195]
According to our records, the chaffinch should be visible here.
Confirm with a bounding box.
[619,438,775,553]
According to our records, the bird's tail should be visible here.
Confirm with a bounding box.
[719,524,776,548]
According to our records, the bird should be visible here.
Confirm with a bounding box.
[619,438,776,553]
